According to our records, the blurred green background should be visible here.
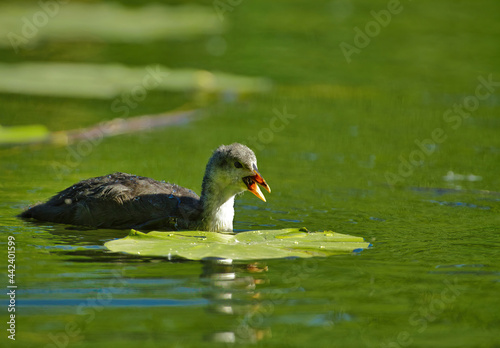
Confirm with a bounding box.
[1,1,499,347]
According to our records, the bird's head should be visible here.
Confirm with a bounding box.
[203,143,271,202]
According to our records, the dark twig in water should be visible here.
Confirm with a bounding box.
[0,109,199,147]
[54,109,199,144]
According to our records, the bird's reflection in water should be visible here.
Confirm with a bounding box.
[200,258,272,344]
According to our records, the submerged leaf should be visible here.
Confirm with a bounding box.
[104,228,371,261]
[0,124,50,145]
[0,62,272,99]
[0,3,223,47]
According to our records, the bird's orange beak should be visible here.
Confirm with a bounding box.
[243,170,271,202]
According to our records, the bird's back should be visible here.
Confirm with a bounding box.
[19,172,202,230]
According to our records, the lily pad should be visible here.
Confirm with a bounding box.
[0,62,272,99]
[0,124,50,145]
[0,3,223,48]
[104,228,371,261]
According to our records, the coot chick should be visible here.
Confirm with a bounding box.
[19,143,270,232]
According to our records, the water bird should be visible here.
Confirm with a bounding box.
[19,143,270,232]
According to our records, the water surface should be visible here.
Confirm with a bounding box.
[1,1,499,347]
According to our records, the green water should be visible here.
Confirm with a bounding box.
[1,1,500,347]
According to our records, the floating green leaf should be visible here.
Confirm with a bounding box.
[0,3,223,47]
[0,63,272,99]
[0,124,50,145]
[104,228,371,261]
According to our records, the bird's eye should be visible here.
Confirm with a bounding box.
[234,161,243,168]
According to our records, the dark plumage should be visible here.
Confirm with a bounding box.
[19,143,270,232]
[20,172,201,230]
